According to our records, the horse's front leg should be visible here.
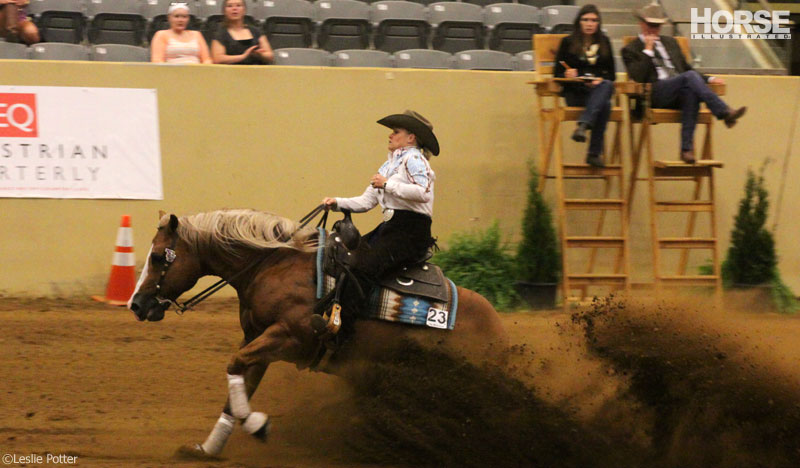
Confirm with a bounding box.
[225,322,299,439]
[196,362,267,457]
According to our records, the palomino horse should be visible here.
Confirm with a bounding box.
[128,209,507,457]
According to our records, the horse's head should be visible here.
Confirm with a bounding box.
[128,213,202,322]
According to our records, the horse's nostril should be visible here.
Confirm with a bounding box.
[130,302,140,313]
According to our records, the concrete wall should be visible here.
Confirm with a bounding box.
[0,60,798,296]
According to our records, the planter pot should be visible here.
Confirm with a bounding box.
[724,283,773,312]
[515,281,558,310]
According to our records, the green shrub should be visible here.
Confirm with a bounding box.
[434,222,519,311]
[723,166,776,285]
[516,164,560,283]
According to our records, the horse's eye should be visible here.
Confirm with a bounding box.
[150,253,166,264]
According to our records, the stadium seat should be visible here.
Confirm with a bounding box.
[273,47,333,65]
[428,2,483,54]
[314,0,371,52]
[484,3,541,54]
[91,44,150,62]
[540,5,579,34]
[0,42,29,59]
[144,0,203,44]
[371,1,430,53]
[197,0,259,43]
[30,42,90,60]
[516,0,553,8]
[514,49,534,71]
[454,49,514,70]
[333,48,393,67]
[29,0,86,44]
[258,0,315,49]
[393,48,452,68]
[87,0,147,46]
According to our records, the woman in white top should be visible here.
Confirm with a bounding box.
[150,3,211,64]
[320,110,439,322]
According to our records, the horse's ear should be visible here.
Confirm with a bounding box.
[158,210,166,220]
[168,214,179,232]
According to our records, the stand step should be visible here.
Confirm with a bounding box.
[563,164,622,177]
[659,275,719,285]
[656,201,714,212]
[566,236,625,248]
[658,237,716,249]
[565,199,624,210]
[568,274,628,286]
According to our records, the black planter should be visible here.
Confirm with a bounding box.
[515,281,558,310]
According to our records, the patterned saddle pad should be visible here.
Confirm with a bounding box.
[321,274,458,330]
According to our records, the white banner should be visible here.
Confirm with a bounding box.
[0,86,162,199]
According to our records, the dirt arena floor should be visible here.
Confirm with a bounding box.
[2,293,800,468]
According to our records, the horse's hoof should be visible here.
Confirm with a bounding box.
[174,443,224,461]
[243,412,271,442]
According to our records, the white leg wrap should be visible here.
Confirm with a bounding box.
[242,412,269,435]
[227,373,250,419]
[200,413,235,456]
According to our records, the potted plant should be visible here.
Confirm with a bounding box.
[514,163,561,309]
[722,164,798,313]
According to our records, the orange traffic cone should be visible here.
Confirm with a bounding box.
[92,215,137,306]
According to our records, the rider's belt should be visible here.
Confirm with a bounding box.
[382,209,430,224]
[382,208,394,222]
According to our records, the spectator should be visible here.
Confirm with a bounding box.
[151,2,211,64]
[211,0,273,65]
[0,0,39,45]
[553,4,615,167]
[622,2,746,163]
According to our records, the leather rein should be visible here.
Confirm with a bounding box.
[154,205,330,314]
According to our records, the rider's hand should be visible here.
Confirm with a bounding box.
[370,174,387,189]
[322,197,337,210]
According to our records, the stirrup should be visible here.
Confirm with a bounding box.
[324,303,342,334]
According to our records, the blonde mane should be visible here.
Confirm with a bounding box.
[163,209,318,256]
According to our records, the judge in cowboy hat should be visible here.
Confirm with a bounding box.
[321,110,439,323]
[622,2,746,163]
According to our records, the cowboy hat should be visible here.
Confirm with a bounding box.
[377,110,440,156]
[633,2,668,24]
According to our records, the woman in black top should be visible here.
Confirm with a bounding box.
[211,0,273,65]
[554,4,615,167]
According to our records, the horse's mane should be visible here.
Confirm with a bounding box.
[166,209,318,256]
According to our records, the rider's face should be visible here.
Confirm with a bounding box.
[388,128,415,152]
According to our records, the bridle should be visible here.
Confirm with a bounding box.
[151,205,330,315]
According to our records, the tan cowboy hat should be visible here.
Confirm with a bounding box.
[377,110,440,156]
[633,2,668,24]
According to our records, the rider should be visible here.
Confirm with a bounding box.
[321,110,439,320]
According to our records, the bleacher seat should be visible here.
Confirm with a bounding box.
[0,42,29,59]
[484,3,541,54]
[144,0,203,43]
[258,0,315,49]
[516,0,553,8]
[454,49,513,70]
[315,0,371,52]
[87,0,147,45]
[91,44,150,62]
[540,5,579,34]
[515,49,534,71]
[393,48,452,68]
[197,0,259,43]
[333,48,393,67]
[461,0,500,8]
[371,1,429,53]
[273,47,333,65]
[30,42,90,60]
[429,2,483,54]
[29,0,85,44]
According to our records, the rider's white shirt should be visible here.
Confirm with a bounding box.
[335,146,435,218]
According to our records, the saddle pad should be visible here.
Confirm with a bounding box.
[322,274,458,330]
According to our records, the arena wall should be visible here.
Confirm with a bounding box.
[1,61,798,297]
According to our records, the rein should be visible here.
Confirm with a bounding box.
[156,205,330,314]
